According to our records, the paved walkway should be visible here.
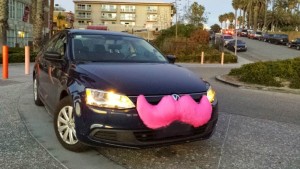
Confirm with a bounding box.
[0,64,66,169]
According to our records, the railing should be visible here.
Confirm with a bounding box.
[120,17,135,21]
[76,15,91,19]
[76,7,92,11]
[101,8,117,12]
[120,9,135,13]
[101,16,117,20]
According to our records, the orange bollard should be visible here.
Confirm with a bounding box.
[2,45,9,79]
[25,46,30,75]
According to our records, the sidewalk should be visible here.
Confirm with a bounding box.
[0,64,66,169]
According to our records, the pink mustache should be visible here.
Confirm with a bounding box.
[136,95,212,129]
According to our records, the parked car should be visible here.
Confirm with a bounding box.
[258,33,273,42]
[251,31,262,39]
[226,40,247,52]
[238,29,248,37]
[222,34,234,46]
[33,29,218,151]
[287,38,300,50]
[269,34,289,45]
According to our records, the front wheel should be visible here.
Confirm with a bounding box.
[33,76,43,106]
[54,97,88,152]
[297,46,300,50]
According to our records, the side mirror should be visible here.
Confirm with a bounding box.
[166,55,176,64]
[44,52,63,61]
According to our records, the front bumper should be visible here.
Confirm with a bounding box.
[74,99,218,148]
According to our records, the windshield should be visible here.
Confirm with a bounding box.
[223,36,233,40]
[72,34,167,63]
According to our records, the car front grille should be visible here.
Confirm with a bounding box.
[134,121,209,142]
[93,131,118,141]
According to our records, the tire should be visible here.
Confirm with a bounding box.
[297,46,300,50]
[33,76,44,106]
[54,96,88,152]
[288,44,292,48]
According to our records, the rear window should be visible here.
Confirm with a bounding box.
[223,36,233,40]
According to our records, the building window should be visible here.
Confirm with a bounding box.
[8,0,15,19]
[16,2,25,21]
[78,20,85,25]
[147,6,158,12]
[7,29,15,47]
[120,5,135,12]
[101,5,116,12]
[120,14,135,20]
[101,13,117,20]
[77,4,91,10]
[77,12,91,19]
[121,22,135,26]
[147,14,157,21]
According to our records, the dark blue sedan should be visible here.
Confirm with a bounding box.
[33,29,218,151]
[226,39,247,52]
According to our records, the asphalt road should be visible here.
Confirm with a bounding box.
[234,37,300,62]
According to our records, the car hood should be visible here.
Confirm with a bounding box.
[75,63,207,96]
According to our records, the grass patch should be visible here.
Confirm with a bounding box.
[229,57,300,89]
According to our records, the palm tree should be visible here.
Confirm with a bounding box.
[227,12,235,26]
[232,0,239,28]
[57,12,66,30]
[223,13,229,29]
[219,15,225,28]
[0,0,9,46]
[33,0,44,52]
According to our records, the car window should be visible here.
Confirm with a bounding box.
[53,34,67,56]
[72,34,167,63]
[44,34,61,53]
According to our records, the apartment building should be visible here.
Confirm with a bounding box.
[73,0,174,32]
[3,0,49,47]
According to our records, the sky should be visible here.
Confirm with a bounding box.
[56,0,233,27]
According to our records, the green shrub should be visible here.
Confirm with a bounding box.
[0,47,36,64]
[229,57,300,89]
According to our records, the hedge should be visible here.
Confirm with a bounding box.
[229,57,300,89]
[0,48,36,64]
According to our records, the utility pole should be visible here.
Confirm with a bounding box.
[175,0,178,40]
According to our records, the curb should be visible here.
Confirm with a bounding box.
[216,74,300,95]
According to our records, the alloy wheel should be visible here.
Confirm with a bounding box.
[57,106,78,145]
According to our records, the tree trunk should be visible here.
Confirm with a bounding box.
[253,5,259,31]
[0,0,9,46]
[263,0,268,31]
[49,0,54,38]
[33,0,44,52]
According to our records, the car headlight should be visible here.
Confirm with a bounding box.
[86,88,135,109]
[206,86,216,103]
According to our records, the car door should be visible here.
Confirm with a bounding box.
[38,33,61,109]
[45,33,68,111]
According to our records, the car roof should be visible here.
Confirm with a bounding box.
[65,29,141,38]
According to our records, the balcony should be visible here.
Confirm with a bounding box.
[120,17,135,21]
[76,7,92,11]
[147,9,158,13]
[147,18,158,22]
[76,15,91,20]
[120,9,135,13]
[101,16,117,20]
[101,8,117,12]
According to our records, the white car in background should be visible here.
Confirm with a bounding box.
[222,34,234,46]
